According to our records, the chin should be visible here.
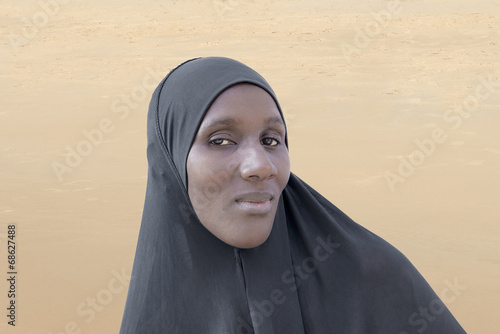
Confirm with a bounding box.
[233,238,267,249]
[228,222,274,249]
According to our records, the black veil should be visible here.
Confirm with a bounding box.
[119,57,466,333]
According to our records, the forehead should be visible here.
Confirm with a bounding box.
[199,83,285,129]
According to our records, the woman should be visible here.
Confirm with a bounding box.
[120,57,466,333]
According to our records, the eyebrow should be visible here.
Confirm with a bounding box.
[201,116,285,133]
[201,118,239,133]
[265,116,286,128]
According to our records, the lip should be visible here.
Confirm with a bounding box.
[234,191,274,214]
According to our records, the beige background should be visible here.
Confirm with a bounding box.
[1,0,499,333]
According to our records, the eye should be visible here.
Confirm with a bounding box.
[209,138,235,146]
[261,137,280,147]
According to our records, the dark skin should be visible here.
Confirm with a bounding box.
[186,83,290,248]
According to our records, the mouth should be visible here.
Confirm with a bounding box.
[234,192,274,214]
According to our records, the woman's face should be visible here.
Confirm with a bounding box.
[186,83,290,249]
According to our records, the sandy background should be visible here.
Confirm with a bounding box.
[1,0,499,333]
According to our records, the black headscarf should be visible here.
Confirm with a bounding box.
[119,57,466,333]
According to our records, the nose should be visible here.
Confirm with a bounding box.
[239,143,277,181]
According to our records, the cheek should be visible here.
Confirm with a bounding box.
[186,147,209,197]
[186,146,231,204]
[276,150,291,190]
